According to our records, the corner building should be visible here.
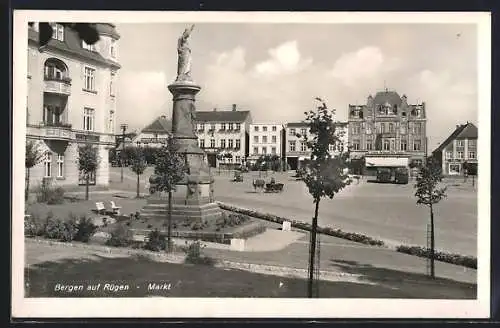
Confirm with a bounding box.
[348,90,427,174]
[26,23,121,188]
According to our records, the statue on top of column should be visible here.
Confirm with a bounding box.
[176,24,195,81]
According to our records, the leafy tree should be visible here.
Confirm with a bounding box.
[151,138,188,252]
[414,157,447,278]
[129,147,148,198]
[299,97,350,298]
[29,22,100,47]
[77,143,99,200]
[25,140,47,201]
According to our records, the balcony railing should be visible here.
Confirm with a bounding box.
[43,76,71,95]
[40,122,73,141]
[44,121,72,129]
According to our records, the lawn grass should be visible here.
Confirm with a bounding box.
[25,254,476,298]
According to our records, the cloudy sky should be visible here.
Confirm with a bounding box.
[114,22,478,149]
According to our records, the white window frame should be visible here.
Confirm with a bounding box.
[366,141,373,151]
[84,66,96,91]
[82,40,96,52]
[57,154,64,178]
[235,139,241,149]
[253,147,259,155]
[235,123,241,131]
[44,153,52,178]
[457,151,464,159]
[262,147,267,155]
[228,123,234,130]
[445,151,452,160]
[254,126,259,132]
[413,140,421,151]
[469,151,476,159]
[289,128,296,136]
[210,139,215,148]
[253,136,259,144]
[221,123,226,131]
[400,140,407,151]
[220,139,226,148]
[228,139,234,148]
[271,147,277,154]
[50,23,64,41]
[83,107,95,131]
[271,135,277,143]
[456,140,464,147]
[300,142,307,152]
[300,128,307,136]
[262,136,268,144]
[353,141,360,151]
[200,139,205,148]
[272,126,277,132]
[263,126,268,132]
[449,163,461,175]
[289,141,296,152]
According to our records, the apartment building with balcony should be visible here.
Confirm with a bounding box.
[26,23,121,187]
[348,89,427,174]
[431,122,478,176]
[248,123,284,163]
[284,121,348,171]
[194,104,252,168]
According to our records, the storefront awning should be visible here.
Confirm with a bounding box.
[365,157,409,167]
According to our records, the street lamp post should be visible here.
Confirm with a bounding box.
[120,123,128,183]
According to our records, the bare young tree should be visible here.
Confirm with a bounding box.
[414,156,447,278]
[300,97,350,297]
[77,143,99,201]
[129,147,148,198]
[25,140,47,201]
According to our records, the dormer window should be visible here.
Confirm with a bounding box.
[50,23,64,41]
[82,40,96,52]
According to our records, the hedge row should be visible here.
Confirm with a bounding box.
[218,202,478,269]
[217,202,384,246]
[396,245,477,269]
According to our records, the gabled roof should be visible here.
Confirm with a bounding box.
[28,24,121,69]
[432,122,477,153]
[141,116,172,134]
[193,110,251,123]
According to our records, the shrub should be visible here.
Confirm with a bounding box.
[43,216,77,242]
[74,215,98,243]
[396,245,477,269]
[106,225,134,247]
[183,240,216,266]
[24,213,44,237]
[35,182,65,205]
[144,229,167,252]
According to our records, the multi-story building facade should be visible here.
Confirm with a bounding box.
[347,89,427,174]
[284,121,349,170]
[26,23,121,188]
[194,104,252,168]
[432,122,478,176]
[248,123,284,163]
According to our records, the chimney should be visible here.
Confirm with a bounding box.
[160,115,166,119]
[213,107,217,112]
[456,125,460,129]
[232,104,237,111]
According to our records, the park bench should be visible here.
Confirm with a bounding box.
[95,202,106,214]
[110,201,122,215]
[265,182,284,193]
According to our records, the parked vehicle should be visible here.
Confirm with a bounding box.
[394,167,409,184]
[376,168,392,183]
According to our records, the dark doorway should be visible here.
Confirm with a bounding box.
[207,153,217,168]
[287,157,298,171]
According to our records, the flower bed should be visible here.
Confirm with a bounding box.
[396,245,477,269]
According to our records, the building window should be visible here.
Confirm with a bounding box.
[56,154,64,178]
[300,142,307,152]
[300,128,307,136]
[200,139,205,148]
[110,39,116,58]
[228,123,234,130]
[469,151,476,159]
[262,147,267,154]
[228,139,234,148]
[220,123,226,131]
[413,122,422,135]
[262,136,268,143]
[381,123,386,133]
[388,123,394,133]
[400,124,406,134]
[44,153,52,177]
[83,107,95,131]
[272,126,277,132]
[289,141,296,152]
[263,126,268,132]
[271,147,277,154]
[456,140,464,147]
[271,135,277,143]
[110,72,115,96]
[44,59,67,80]
[457,151,464,159]
[82,40,96,52]
[253,136,259,144]
[413,140,421,151]
[366,141,373,151]
[220,139,226,148]
[352,125,360,135]
[445,151,452,159]
[254,126,259,132]
[383,139,390,151]
[210,124,215,131]
[43,105,62,125]
[210,139,215,148]
[352,140,360,151]
[289,128,296,136]
[236,155,241,163]
[449,163,461,175]
[50,23,64,41]
[253,147,258,155]
[400,140,407,151]
[236,123,241,131]
[84,66,96,91]
[235,139,240,149]
[198,123,205,131]
[468,139,476,148]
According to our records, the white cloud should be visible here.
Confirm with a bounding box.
[253,40,313,77]
[331,46,400,87]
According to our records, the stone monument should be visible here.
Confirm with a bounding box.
[141,25,222,223]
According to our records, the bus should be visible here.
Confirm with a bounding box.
[375,166,409,184]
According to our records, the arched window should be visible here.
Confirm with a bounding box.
[44,58,69,81]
